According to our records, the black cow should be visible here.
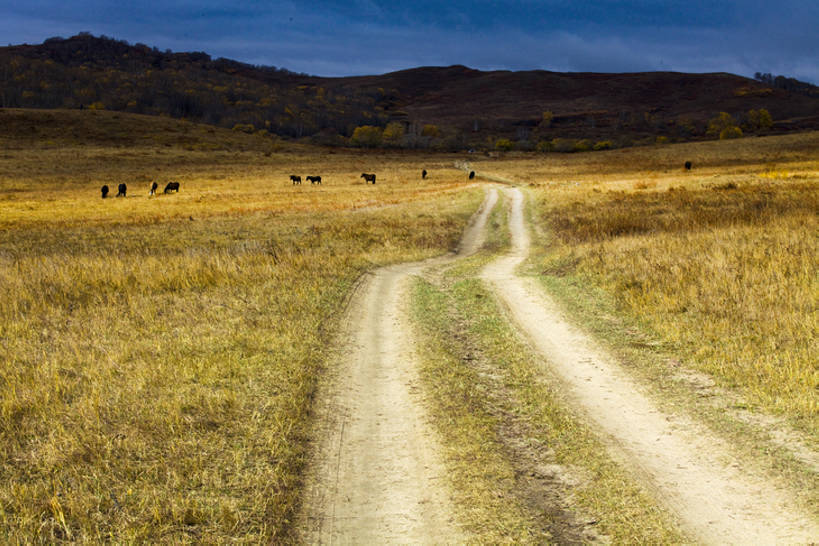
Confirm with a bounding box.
[116,183,127,197]
[361,173,376,184]
[307,175,322,185]
[468,171,475,180]
[164,181,180,193]
[149,181,158,195]
[422,169,427,179]
[684,161,693,171]
[290,175,302,185]
[101,185,109,198]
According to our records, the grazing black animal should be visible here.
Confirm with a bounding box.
[116,183,127,197]
[290,175,302,185]
[164,181,180,193]
[422,169,427,179]
[307,175,322,185]
[149,181,158,195]
[468,171,475,180]
[684,161,693,171]
[361,173,376,184]
[101,185,109,198]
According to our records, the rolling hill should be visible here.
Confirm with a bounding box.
[2,33,818,149]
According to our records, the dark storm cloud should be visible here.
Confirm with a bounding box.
[1,0,816,82]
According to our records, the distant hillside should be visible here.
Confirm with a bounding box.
[2,33,818,150]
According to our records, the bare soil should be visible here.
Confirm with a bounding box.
[298,189,497,543]
[481,187,818,544]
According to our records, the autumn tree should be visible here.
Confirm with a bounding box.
[421,124,440,138]
[707,112,739,137]
[382,122,405,147]
[746,108,773,131]
[351,125,383,147]
[495,138,513,151]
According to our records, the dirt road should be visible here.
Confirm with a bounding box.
[299,189,498,543]
[481,187,818,544]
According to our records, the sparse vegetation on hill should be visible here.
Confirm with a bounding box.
[2,33,818,150]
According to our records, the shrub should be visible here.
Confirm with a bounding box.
[593,140,613,151]
[719,126,743,139]
[573,139,593,152]
[539,111,554,129]
[655,136,669,145]
[495,138,514,152]
[421,124,440,138]
[746,109,773,131]
[536,140,553,152]
[382,122,405,146]
[707,112,736,137]
[351,125,383,147]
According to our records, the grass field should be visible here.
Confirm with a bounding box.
[477,132,818,434]
[1,108,816,541]
[0,109,481,542]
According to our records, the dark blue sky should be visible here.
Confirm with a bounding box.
[2,0,817,82]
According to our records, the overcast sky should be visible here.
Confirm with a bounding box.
[1,0,817,83]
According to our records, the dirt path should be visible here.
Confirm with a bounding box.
[481,187,818,544]
[299,189,498,544]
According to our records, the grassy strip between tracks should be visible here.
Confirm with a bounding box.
[410,202,686,543]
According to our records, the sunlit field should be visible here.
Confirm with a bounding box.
[2,108,816,541]
[479,132,818,433]
[0,110,481,542]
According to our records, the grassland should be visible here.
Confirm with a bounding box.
[2,108,816,541]
[475,132,818,451]
[0,109,481,542]
[411,253,685,543]
[407,134,816,540]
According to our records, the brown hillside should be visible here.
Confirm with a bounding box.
[2,34,818,147]
[325,67,819,138]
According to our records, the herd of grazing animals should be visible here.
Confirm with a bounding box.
[99,168,480,198]
[100,181,181,198]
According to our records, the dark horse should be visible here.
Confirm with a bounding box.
[684,161,693,170]
[306,175,322,184]
[290,175,302,185]
[116,183,127,197]
[422,169,427,179]
[361,173,376,184]
[101,185,109,198]
[164,181,180,193]
[149,181,158,195]
[468,171,475,180]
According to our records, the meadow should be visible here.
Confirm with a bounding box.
[1,108,816,541]
[0,110,481,542]
[478,132,818,434]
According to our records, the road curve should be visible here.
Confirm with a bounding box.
[481,187,818,544]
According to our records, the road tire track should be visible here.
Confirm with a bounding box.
[299,188,497,544]
[481,187,818,544]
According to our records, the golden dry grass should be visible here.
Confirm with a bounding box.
[477,132,818,432]
[0,111,481,542]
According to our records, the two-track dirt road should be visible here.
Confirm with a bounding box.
[299,189,498,544]
[300,183,816,544]
[481,187,817,544]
